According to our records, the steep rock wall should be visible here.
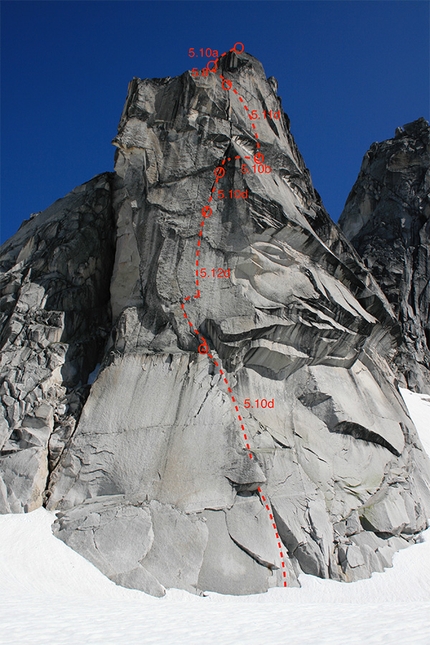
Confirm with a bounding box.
[1,51,429,596]
[0,174,115,512]
[339,118,430,394]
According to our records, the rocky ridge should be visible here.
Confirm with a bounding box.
[339,117,430,394]
[1,50,429,596]
[0,175,115,512]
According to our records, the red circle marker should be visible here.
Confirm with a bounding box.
[254,152,265,164]
[214,166,226,179]
[207,60,218,73]
[201,205,213,218]
[198,343,208,355]
[222,79,232,91]
[232,42,245,54]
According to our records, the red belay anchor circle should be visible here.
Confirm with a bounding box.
[198,341,209,355]
[214,166,226,180]
[183,43,288,587]
[206,59,218,73]
[201,205,213,218]
[232,41,245,54]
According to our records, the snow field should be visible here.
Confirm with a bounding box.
[0,388,428,644]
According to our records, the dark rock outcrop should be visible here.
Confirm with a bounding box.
[1,51,429,596]
[339,118,430,394]
[0,174,115,512]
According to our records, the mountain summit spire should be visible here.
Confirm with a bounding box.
[1,53,429,596]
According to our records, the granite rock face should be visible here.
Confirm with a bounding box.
[1,51,430,596]
[339,118,430,394]
[0,174,115,512]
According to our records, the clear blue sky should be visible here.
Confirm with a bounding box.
[1,0,429,244]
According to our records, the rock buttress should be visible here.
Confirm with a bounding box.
[1,52,429,595]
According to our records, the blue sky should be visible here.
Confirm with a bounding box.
[1,0,429,243]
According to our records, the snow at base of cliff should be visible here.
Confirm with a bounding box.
[0,388,429,645]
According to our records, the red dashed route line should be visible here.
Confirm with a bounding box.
[181,43,287,587]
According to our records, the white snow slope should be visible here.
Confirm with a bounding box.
[0,388,429,645]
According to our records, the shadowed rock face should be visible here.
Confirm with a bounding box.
[0,174,115,513]
[339,118,430,394]
[1,51,430,596]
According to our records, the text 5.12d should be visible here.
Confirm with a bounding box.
[197,268,231,278]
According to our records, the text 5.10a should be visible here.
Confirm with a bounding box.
[188,48,219,58]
